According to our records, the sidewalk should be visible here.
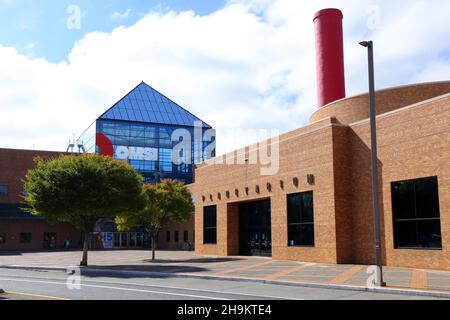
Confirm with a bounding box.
[2,250,450,297]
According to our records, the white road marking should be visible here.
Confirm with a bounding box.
[0,272,303,300]
[0,277,230,300]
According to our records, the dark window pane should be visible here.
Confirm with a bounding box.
[417,220,442,248]
[287,192,313,224]
[394,221,418,248]
[392,181,416,220]
[288,224,314,247]
[287,191,315,247]
[203,205,217,244]
[174,231,179,243]
[203,205,217,228]
[166,231,170,242]
[415,177,440,219]
[203,228,217,245]
[184,230,189,242]
[287,194,301,224]
[392,176,441,249]
[301,192,314,223]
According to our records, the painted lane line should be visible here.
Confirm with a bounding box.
[0,278,230,300]
[0,273,302,300]
[5,290,71,300]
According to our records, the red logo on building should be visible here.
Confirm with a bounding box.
[96,132,114,157]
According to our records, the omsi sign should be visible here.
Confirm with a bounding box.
[115,146,158,161]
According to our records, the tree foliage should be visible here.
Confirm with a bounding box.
[116,179,194,260]
[24,154,144,265]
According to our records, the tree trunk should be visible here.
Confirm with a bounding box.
[151,233,156,261]
[80,232,89,266]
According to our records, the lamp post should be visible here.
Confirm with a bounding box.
[359,40,386,287]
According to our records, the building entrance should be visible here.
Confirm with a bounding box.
[238,199,271,257]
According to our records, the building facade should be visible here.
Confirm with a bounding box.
[78,82,214,185]
[0,82,213,251]
[193,81,450,271]
[77,82,215,250]
[0,148,81,250]
[192,9,450,271]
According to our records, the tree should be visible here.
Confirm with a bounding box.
[116,179,194,260]
[23,154,143,266]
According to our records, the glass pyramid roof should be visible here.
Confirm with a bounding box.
[99,82,211,128]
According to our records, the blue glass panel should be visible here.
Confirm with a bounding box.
[98,82,211,128]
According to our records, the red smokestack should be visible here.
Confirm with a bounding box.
[314,8,346,108]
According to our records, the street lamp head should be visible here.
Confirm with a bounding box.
[359,40,372,48]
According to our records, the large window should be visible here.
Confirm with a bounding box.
[287,191,315,247]
[392,176,442,249]
[94,119,214,184]
[203,205,217,244]
[0,185,8,197]
[174,230,179,243]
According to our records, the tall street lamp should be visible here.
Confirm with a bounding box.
[359,40,386,287]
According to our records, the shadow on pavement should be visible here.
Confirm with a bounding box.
[81,265,209,279]
[0,249,83,256]
[142,257,243,264]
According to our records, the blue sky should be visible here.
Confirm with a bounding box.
[0,0,226,62]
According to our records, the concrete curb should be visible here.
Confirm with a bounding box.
[2,264,450,299]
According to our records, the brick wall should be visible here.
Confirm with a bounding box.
[0,148,81,250]
[310,81,450,125]
[0,148,65,203]
[194,117,341,264]
[0,220,82,250]
[158,216,195,250]
[348,93,450,269]
[192,83,450,271]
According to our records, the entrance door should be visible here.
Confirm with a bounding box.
[239,199,271,257]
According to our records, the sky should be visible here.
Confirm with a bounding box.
[0,0,450,154]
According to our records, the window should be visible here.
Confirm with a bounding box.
[174,231,179,243]
[0,185,8,197]
[159,148,173,172]
[203,205,217,244]
[392,176,442,249]
[0,233,6,244]
[43,232,57,249]
[184,230,189,242]
[287,191,315,247]
[20,232,32,244]
[166,231,170,242]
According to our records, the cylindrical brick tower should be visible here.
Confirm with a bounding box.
[314,8,346,108]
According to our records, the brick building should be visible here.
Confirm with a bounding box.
[192,9,450,270]
[0,148,82,250]
[0,147,196,251]
[0,81,210,251]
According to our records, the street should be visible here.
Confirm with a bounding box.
[0,268,444,300]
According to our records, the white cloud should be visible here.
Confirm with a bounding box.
[1,0,450,154]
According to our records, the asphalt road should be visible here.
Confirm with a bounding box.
[0,267,444,300]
